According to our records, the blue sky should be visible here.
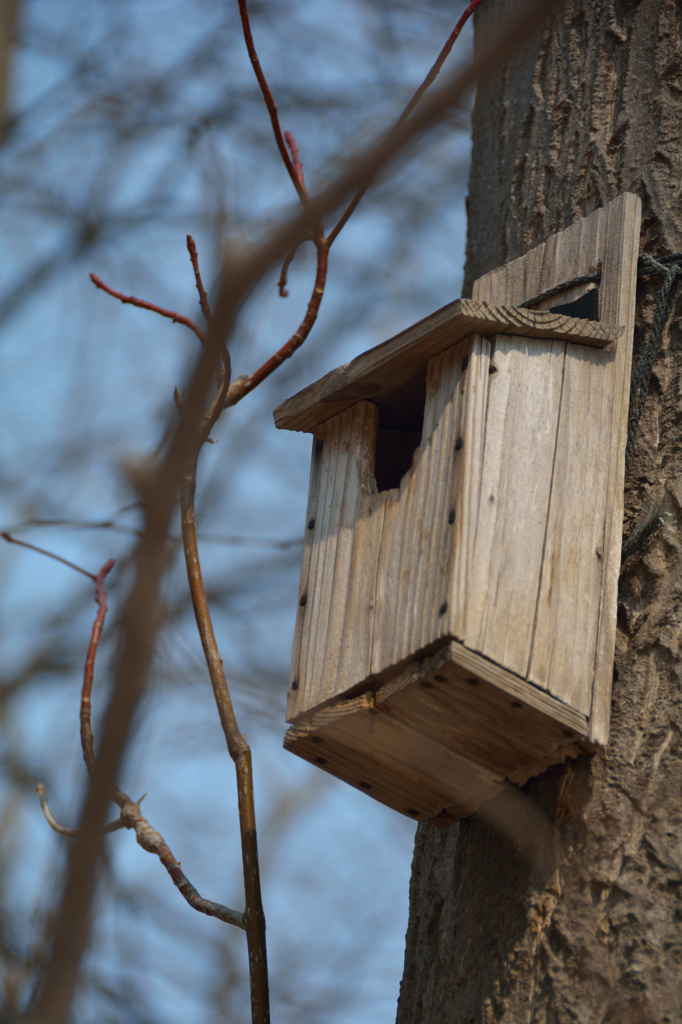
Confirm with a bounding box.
[0,2,473,1020]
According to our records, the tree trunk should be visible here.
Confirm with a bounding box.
[397,2,682,1021]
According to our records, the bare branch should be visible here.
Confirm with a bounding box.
[1,532,98,581]
[35,785,125,838]
[327,0,485,247]
[212,1,556,418]
[187,234,213,325]
[89,273,207,348]
[226,237,329,406]
[277,234,313,297]
[177,352,270,1015]
[236,0,309,208]
[119,797,245,930]
[80,559,116,777]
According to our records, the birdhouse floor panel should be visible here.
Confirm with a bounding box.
[285,640,588,824]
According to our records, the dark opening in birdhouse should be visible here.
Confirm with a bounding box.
[373,368,426,491]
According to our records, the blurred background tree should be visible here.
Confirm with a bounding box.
[0,1,472,1021]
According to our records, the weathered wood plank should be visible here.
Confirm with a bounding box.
[322,402,379,701]
[461,335,566,678]
[285,716,473,824]
[413,347,463,652]
[473,193,641,737]
[287,402,378,720]
[274,299,623,434]
[286,423,336,721]
[445,641,587,735]
[589,193,641,742]
[285,640,589,822]
[449,334,491,640]
[287,434,324,706]
[370,345,465,673]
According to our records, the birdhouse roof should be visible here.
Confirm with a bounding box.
[273,298,622,434]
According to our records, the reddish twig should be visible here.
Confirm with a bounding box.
[1,534,116,779]
[237,0,309,209]
[237,0,484,397]
[90,273,207,348]
[13,528,247,936]
[327,0,485,247]
[284,130,309,200]
[186,234,213,325]
[277,234,313,297]
[2,531,98,580]
[119,796,244,929]
[80,558,116,776]
[35,783,244,927]
[226,238,329,407]
[184,236,229,383]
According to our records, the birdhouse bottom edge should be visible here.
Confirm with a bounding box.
[283,639,592,826]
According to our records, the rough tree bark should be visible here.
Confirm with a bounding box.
[397,2,682,1021]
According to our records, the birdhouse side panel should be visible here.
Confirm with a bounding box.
[471,192,641,736]
[369,342,466,675]
[528,341,614,712]
[287,427,325,711]
[457,333,567,681]
[290,341,475,722]
[287,401,380,721]
[448,332,493,641]
[409,346,468,656]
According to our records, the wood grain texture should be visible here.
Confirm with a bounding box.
[288,345,467,720]
[284,194,639,821]
[285,641,588,823]
[458,334,566,678]
[469,192,640,736]
[274,299,623,434]
[287,401,379,721]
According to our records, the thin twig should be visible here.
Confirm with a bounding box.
[2,516,301,547]
[277,234,313,297]
[35,784,125,838]
[186,235,213,325]
[90,273,207,347]
[177,355,270,1020]
[80,558,116,776]
[236,0,309,208]
[183,238,228,382]
[1,532,97,580]
[26,531,246,947]
[118,796,245,929]
[284,130,308,199]
[327,0,484,247]
[226,238,329,407]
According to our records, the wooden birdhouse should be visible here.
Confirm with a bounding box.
[274,193,641,825]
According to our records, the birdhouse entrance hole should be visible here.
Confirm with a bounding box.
[373,369,426,492]
[274,194,642,827]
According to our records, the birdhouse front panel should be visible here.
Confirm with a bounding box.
[275,193,641,824]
